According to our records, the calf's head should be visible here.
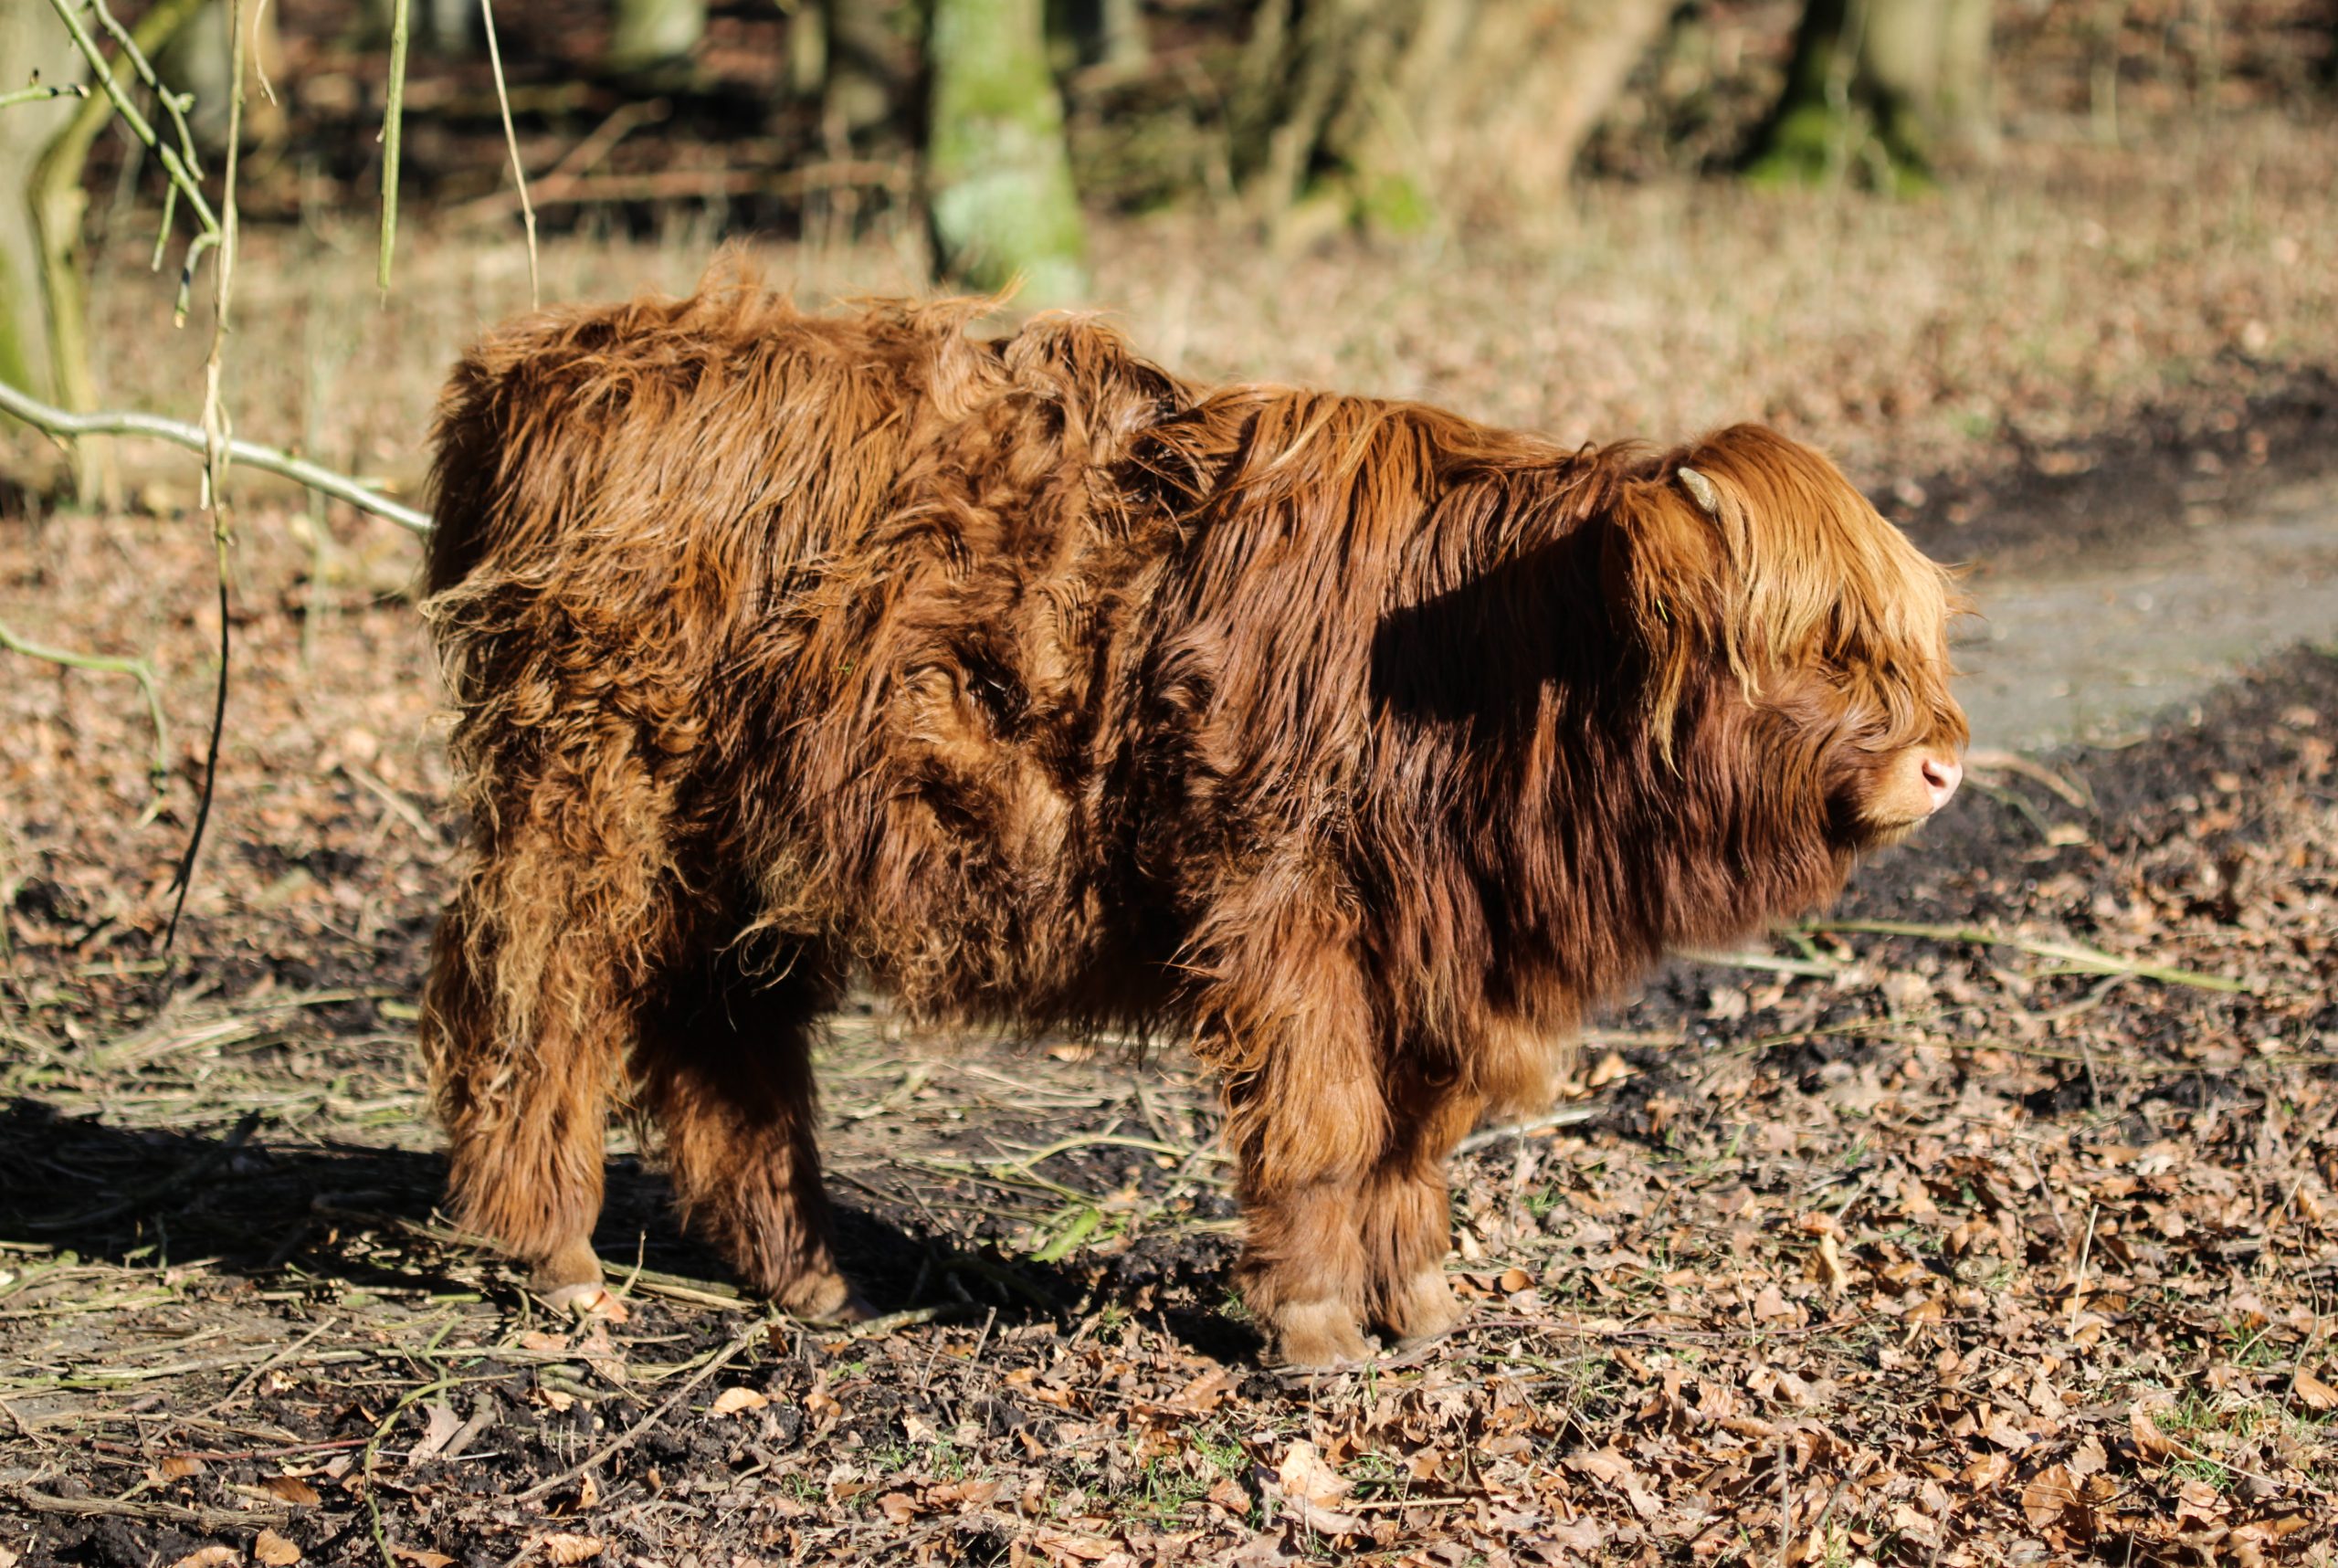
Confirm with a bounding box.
[1612,424,1968,858]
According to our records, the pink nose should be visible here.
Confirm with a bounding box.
[1920,754,1962,812]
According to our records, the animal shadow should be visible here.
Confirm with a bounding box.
[0,1097,1254,1358]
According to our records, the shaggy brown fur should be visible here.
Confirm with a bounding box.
[420,275,1967,1365]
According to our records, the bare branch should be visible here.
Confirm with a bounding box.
[0,378,432,535]
[479,0,540,308]
[86,0,205,184]
[0,616,169,800]
[379,0,413,293]
[1798,917,2255,994]
[42,0,222,320]
[0,81,89,110]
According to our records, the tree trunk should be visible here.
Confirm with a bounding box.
[924,0,1090,306]
[1749,0,1995,187]
[1060,0,1149,72]
[609,0,707,74]
[1234,0,1670,235]
[0,0,87,411]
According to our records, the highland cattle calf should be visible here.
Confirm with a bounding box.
[420,280,1966,1366]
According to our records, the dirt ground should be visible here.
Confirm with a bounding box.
[6,89,2338,1566]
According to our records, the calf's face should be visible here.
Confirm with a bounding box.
[1763,636,1968,851]
[1633,431,1970,857]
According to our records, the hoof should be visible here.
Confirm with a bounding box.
[527,1238,605,1295]
[1268,1300,1376,1369]
[542,1280,632,1322]
[528,1241,626,1320]
[1381,1268,1464,1347]
[779,1268,869,1325]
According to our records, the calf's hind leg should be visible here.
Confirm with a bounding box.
[632,942,863,1322]
[421,802,674,1302]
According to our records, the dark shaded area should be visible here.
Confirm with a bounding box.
[1898,364,2338,574]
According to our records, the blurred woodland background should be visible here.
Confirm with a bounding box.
[3,0,2338,510]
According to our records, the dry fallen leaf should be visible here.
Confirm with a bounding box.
[1585,1050,1633,1089]
[407,1401,463,1465]
[166,1552,238,1568]
[1564,1448,1638,1488]
[263,1476,322,1507]
[2129,1402,2179,1460]
[1815,1231,1850,1294]
[254,1529,303,1566]
[1029,1529,1118,1563]
[1979,1411,2033,1450]
[1168,1365,1237,1413]
[539,1534,606,1565]
[2021,1465,2086,1532]
[710,1385,770,1416]
[2290,1369,2338,1413]
[1274,1439,1362,1534]
[388,1546,456,1568]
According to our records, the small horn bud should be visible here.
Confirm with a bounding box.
[1677,467,1720,516]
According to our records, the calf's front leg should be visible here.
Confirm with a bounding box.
[1217,958,1388,1367]
[1360,1080,1485,1345]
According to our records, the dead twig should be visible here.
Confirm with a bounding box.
[443,98,668,229]
[477,0,537,307]
[0,379,430,532]
[0,616,169,805]
[987,1131,1207,1174]
[1964,748,2094,811]
[342,762,443,846]
[449,160,911,227]
[200,1314,336,1416]
[1800,918,2254,993]
[5,1485,289,1531]
[1678,946,1840,979]
[1454,1107,1601,1156]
